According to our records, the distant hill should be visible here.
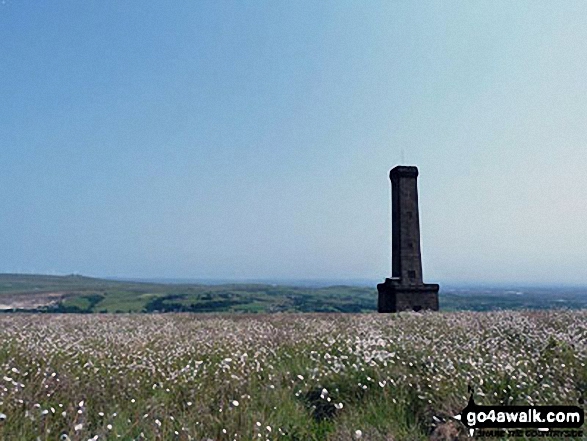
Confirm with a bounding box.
[0,273,586,313]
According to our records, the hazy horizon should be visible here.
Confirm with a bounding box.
[2,2,586,286]
[2,272,587,291]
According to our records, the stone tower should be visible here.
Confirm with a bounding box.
[377,165,439,312]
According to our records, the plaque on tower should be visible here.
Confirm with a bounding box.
[377,165,439,312]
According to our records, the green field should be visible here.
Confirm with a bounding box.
[0,311,584,440]
[1,275,585,439]
[0,274,586,314]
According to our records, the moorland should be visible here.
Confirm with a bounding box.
[0,311,585,440]
[0,274,586,313]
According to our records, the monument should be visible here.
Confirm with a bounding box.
[377,165,439,312]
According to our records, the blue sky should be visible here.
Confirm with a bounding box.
[1,1,586,285]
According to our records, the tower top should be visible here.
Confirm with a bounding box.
[389,165,418,181]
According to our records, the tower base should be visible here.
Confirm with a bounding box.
[377,278,439,313]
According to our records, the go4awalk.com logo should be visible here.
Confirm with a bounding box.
[454,390,584,438]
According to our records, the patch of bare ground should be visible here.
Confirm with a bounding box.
[0,291,66,310]
[430,421,467,441]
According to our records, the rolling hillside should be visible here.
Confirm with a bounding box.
[0,274,586,313]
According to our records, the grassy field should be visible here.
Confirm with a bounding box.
[0,274,376,313]
[1,274,586,313]
[0,311,585,440]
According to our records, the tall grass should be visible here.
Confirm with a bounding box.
[0,311,585,440]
